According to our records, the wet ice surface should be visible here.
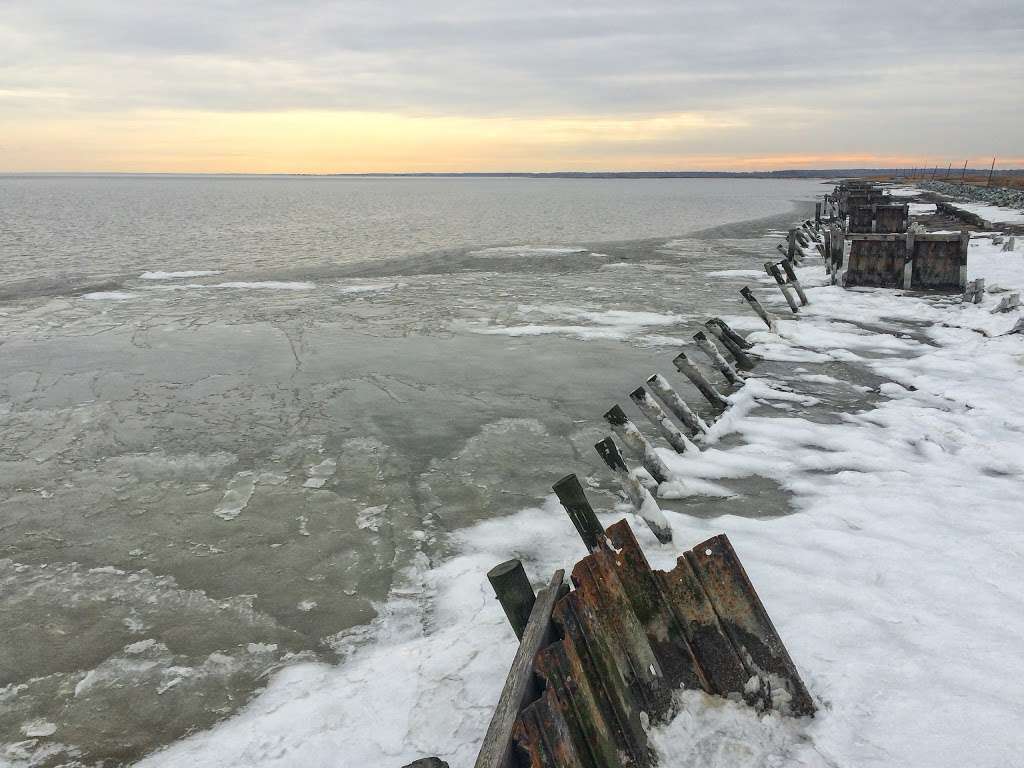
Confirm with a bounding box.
[0,177,848,765]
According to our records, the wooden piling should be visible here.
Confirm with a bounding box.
[814,202,821,225]
[602,405,671,485]
[594,438,672,545]
[553,474,606,551]
[595,436,646,509]
[692,331,743,386]
[787,229,797,261]
[645,373,709,435]
[764,262,800,314]
[488,559,538,641]
[779,259,809,305]
[628,386,693,453]
[702,321,755,370]
[671,352,729,410]
[476,569,567,768]
[740,287,777,331]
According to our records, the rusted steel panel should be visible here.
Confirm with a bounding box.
[912,238,963,291]
[845,238,905,288]
[572,552,671,715]
[534,642,626,768]
[514,690,587,768]
[849,204,908,234]
[685,535,815,717]
[655,555,756,704]
[553,595,649,766]
[602,521,706,692]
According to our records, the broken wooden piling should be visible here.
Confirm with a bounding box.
[780,259,809,305]
[602,405,671,484]
[628,386,693,454]
[740,286,777,331]
[552,474,606,552]
[645,373,708,435]
[764,261,800,313]
[488,559,538,641]
[703,320,755,370]
[692,331,744,386]
[672,351,729,410]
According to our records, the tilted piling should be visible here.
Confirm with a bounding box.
[628,386,694,453]
[740,286,778,331]
[603,405,671,484]
[703,319,755,370]
[645,373,709,435]
[692,331,743,386]
[594,437,672,543]
[764,261,800,313]
[671,352,729,410]
[780,259,809,305]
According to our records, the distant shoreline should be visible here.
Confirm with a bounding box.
[5,168,1022,180]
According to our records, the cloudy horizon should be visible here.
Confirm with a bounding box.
[2,0,1022,173]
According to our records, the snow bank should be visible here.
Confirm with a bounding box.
[139,238,1024,768]
[945,200,1024,225]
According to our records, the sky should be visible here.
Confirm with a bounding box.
[1,0,1022,173]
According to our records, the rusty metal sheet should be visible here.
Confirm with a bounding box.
[846,238,905,288]
[602,521,706,693]
[514,690,587,768]
[656,556,757,705]
[912,238,962,291]
[534,642,626,768]
[685,535,815,717]
[572,552,671,717]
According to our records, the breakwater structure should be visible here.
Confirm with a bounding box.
[401,178,1016,767]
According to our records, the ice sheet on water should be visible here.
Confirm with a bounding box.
[140,271,222,280]
[81,291,135,301]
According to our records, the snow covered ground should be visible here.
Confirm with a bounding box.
[944,200,1024,225]
[135,238,1024,768]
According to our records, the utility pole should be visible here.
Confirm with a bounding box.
[988,157,996,187]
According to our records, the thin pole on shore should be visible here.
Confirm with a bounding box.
[988,157,996,187]
[945,163,951,180]
[961,160,968,182]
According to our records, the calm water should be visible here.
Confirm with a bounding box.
[0,176,832,765]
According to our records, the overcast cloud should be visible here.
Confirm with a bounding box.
[2,0,1022,170]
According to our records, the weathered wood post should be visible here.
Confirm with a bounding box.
[959,230,970,291]
[740,287,777,331]
[787,229,798,261]
[779,259,809,305]
[487,560,537,641]
[552,474,606,551]
[764,261,800,313]
[594,437,672,543]
[645,373,709,435]
[629,386,694,453]
[814,202,822,226]
[703,320,755,370]
[692,331,744,386]
[403,758,450,768]
[672,352,729,410]
[595,436,646,508]
[603,405,671,484]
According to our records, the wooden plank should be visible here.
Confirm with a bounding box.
[685,535,815,717]
[475,569,567,768]
[603,520,707,692]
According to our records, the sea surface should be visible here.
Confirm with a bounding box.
[0,175,832,765]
